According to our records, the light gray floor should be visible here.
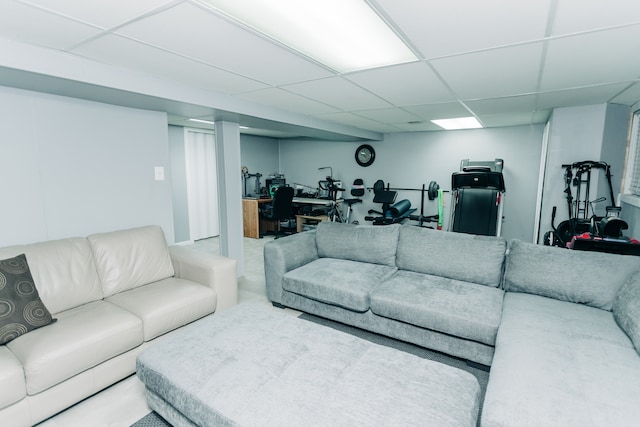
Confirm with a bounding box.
[37,236,289,427]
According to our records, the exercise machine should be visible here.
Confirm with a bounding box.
[341,179,365,224]
[449,159,506,236]
[364,180,441,226]
[544,161,640,255]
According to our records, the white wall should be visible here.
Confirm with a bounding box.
[168,125,190,243]
[0,86,174,247]
[280,124,545,242]
[241,134,280,195]
[537,103,631,243]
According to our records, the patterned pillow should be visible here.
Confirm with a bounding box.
[0,254,55,345]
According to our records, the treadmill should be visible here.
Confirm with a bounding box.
[449,158,506,236]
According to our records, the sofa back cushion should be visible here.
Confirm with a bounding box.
[88,225,174,297]
[612,272,640,355]
[315,222,400,267]
[396,226,506,287]
[504,240,640,310]
[0,238,104,315]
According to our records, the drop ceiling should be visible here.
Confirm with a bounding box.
[0,0,639,139]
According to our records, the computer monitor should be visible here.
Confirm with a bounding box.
[266,178,286,197]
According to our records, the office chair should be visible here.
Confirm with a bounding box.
[261,186,295,239]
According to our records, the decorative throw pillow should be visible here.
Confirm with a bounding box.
[0,254,55,345]
[612,271,640,355]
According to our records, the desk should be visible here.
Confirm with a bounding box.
[293,197,342,206]
[296,214,329,232]
[242,198,273,239]
[242,197,341,239]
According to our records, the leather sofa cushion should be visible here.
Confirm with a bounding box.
[370,270,504,346]
[107,277,217,341]
[283,258,397,312]
[315,222,400,267]
[0,238,104,314]
[396,225,506,287]
[504,239,640,310]
[6,300,143,395]
[0,346,25,409]
[89,226,175,298]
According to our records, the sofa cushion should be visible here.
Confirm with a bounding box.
[283,258,396,312]
[370,270,504,346]
[0,254,55,345]
[107,277,217,341]
[482,292,640,427]
[0,346,25,409]
[504,240,640,310]
[396,225,506,287]
[0,238,105,315]
[6,300,143,395]
[315,222,400,267]
[88,225,175,298]
[612,271,640,355]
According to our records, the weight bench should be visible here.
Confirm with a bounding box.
[137,304,481,426]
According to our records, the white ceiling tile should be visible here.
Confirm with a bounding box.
[536,83,632,110]
[16,0,176,29]
[115,2,334,86]
[478,112,544,128]
[316,112,403,133]
[375,0,551,58]
[72,34,268,94]
[465,95,537,115]
[238,88,340,115]
[353,108,423,124]
[542,25,640,90]
[611,82,640,105]
[283,77,393,111]
[431,43,543,99]
[403,102,471,121]
[0,0,102,49]
[552,0,640,36]
[392,121,442,132]
[1,0,639,134]
[345,61,456,106]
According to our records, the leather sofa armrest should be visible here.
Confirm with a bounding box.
[264,231,319,305]
[169,246,238,312]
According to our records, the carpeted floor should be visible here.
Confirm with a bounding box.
[131,411,170,427]
[131,312,490,426]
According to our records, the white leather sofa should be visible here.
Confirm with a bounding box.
[0,225,237,427]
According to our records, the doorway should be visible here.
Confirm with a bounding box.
[184,128,219,240]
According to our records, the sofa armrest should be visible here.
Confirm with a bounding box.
[264,231,319,305]
[169,246,238,312]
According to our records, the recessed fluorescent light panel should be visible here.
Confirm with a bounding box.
[188,118,215,124]
[200,0,417,72]
[431,117,483,130]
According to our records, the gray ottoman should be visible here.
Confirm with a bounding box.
[137,303,480,426]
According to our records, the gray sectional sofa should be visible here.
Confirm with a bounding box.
[265,221,640,426]
[0,225,237,427]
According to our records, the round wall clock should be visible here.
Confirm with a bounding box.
[355,144,375,167]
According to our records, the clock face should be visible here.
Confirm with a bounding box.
[355,144,375,167]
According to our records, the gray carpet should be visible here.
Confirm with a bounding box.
[131,312,489,426]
